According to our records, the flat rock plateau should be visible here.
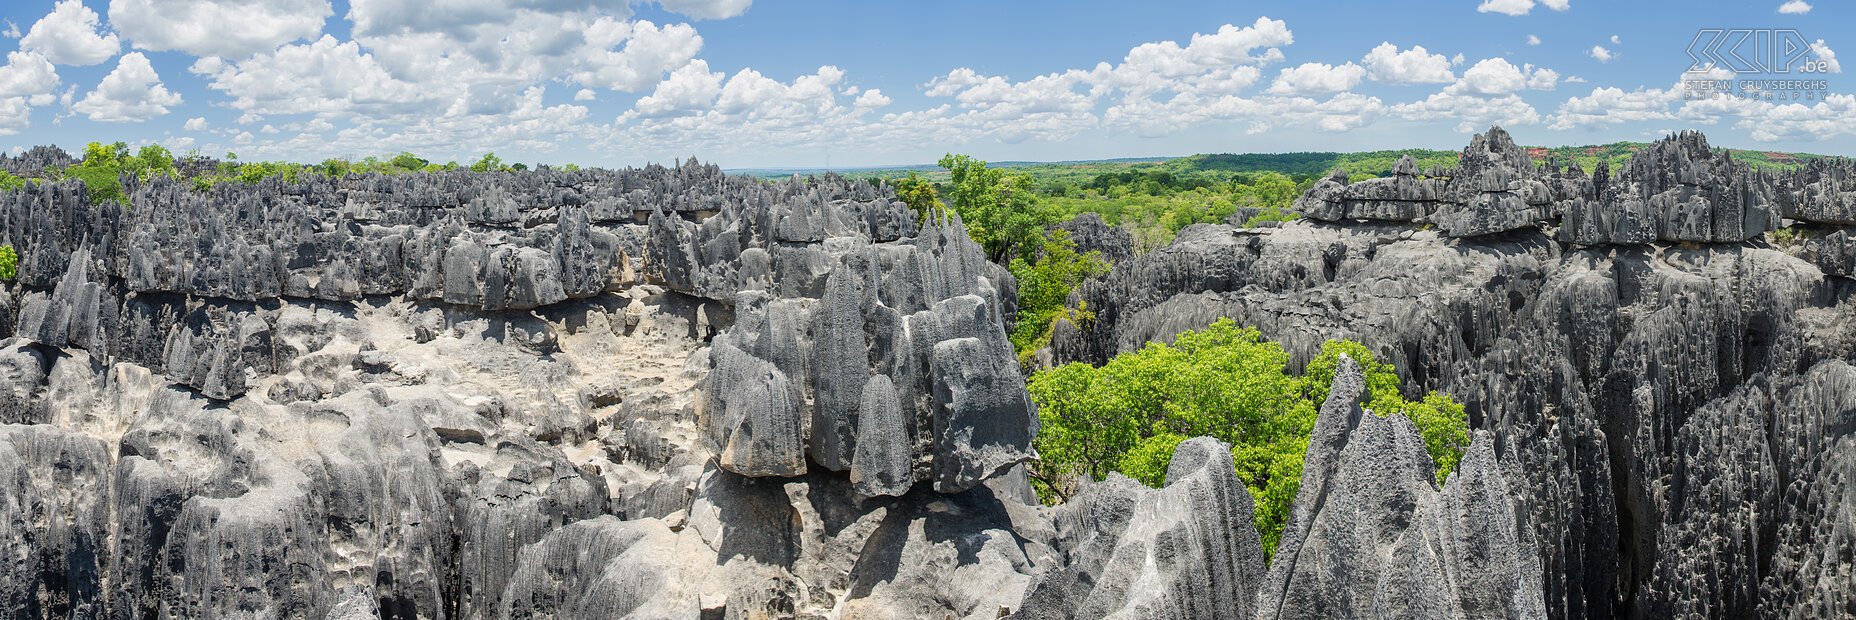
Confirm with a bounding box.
[0,126,1851,619]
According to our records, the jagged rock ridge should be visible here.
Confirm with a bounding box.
[1053,127,1856,617]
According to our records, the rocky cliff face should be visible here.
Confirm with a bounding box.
[0,161,1046,618]
[1054,127,1856,618]
[1,126,1852,619]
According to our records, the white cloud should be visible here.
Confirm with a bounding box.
[574,88,595,101]
[19,0,120,66]
[631,58,723,118]
[183,116,206,131]
[853,89,889,108]
[1455,57,1528,95]
[109,0,331,59]
[1361,42,1456,84]
[1092,17,1290,98]
[2,20,18,39]
[1393,91,1540,132]
[1778,0,1812,14]
[72,52,182,122]
[1565,75,1587,83]
[1589,45,1613,62]
[567,19,703,92]
[0,97,30,136]
[1265,62,1365,95]
[191,35,428,118]
[1477,0,1568,15]
[1527,34,1541,45]
[1525,64,1560,90]
[1609,35,1620,45]
[1392,57,1560,131]
[0,51,59,100]
[1547,85,1677,130]
[924,68,985,97]
[1811,39,1840,73]
[1477,0,1536,15]
[650,0,752,20]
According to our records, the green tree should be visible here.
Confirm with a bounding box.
[892,171,942,224]
[1008,227,1109,363]
[0,170,27,192]
[470,152,505,173]
[937,153,1058,264]
[1027,319,1469,555]
[390,152,427,171]
[0,245,16,280]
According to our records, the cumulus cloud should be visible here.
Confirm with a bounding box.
[1811,39,1840,73]
[567,19,703,92]
[183,116,206,131]
[1455,57,1528,95]
[20,0,120,66]
[650,0,752,20]
[1477,0,1567,16]
[853,89,890,108]
[1526,66,1560,90]
[631,58,724,118]
[1547,86,1677,130]
[0,51,59,101]
[191,35,427,119]
[1092,17,1290,97]
[0,96,31,136]
[1527,34,1541,45]
[1361,42,1455,84]
[1778,1,1812,14]
[1265,62,1365,95]
[1393,91,1540,132]
[574,89,596,101]
[72,52,182,122]
[108,0,331,59]
[1476,0,1535,15]
[1589,45,1613,62]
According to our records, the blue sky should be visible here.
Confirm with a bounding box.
[0,0,1848,168]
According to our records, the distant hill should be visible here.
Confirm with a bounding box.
[735,143,1841,186]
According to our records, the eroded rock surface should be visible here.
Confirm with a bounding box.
[1053,128,1856,618]
[0,160,1043,618]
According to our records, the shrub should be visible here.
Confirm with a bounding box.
[0,245,17,280]
[1027,318,1469,555]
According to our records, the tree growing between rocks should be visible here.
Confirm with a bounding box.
[1007,228,1108,366]
[937,153,1060,264]
[1026,318,1468,554]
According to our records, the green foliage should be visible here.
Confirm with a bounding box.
[1027,319,1469,555]
[938,154,1061,264]
[1007,227,1109,365]
[892,171,942,224]
[0,245,16,280]
[0,170,28,192]
[470,152,506,173]
[1118,433,1186,487]
[1242,205,1299,227]
[390,152,427,171]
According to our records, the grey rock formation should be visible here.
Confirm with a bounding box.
[1056,212,1133,264]
[0,156,1049,619]
[1254,356,1545,620]
[1015,436,1266,619]
[3,128,1854,620]
[1294,155,1446,223]
[1054,127,1856,618]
